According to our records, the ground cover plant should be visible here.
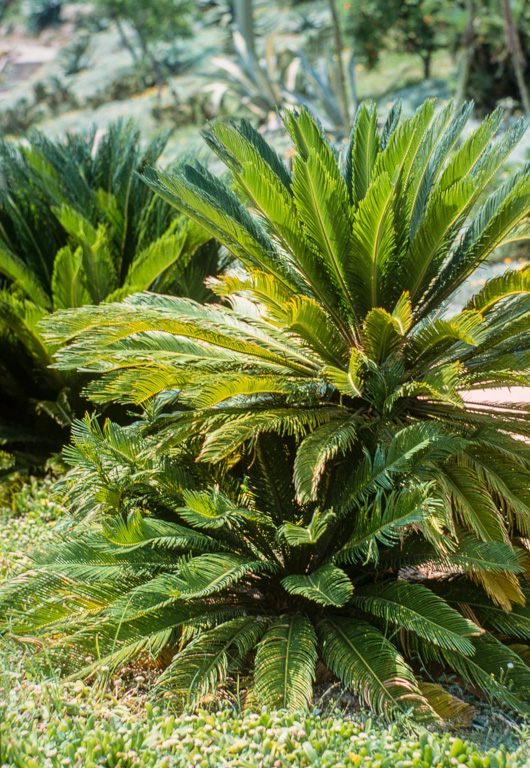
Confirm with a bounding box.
[3,99,530,722]
[0,120,226,472]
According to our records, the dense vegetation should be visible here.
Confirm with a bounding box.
[3,100,530,723]
[1,488,529,767]
[0,121,225,472]
[1,0,530,760]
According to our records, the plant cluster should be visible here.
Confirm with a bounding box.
[2,682,524,768]
[0,120,224,472]
[3,100,530,722]
[1,481,528,767]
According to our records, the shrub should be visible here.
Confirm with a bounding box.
[3,99,530,719]
[0,121,223,472]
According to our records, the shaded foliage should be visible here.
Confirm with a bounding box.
[0,121,225,472]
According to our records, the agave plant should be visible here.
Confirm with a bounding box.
[4,414,530,721]
[18,99,530,715]
[208,31,300,122]
[0,121,223,470]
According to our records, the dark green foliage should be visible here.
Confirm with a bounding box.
[4,416,530,722]
[4,99,530,719]
[0,121,224,471]
[460,0,530,111]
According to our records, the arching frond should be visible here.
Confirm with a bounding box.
[255,614,317,709]
[317,618,431,719]
[353,581,479,653]
[282,564,353,607]
[160,616,265,705]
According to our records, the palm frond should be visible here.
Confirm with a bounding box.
[282,564,353,607]
[353,581,479,653]
[317,617,431,719]
[255,614,317,709]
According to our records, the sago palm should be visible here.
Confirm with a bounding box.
[23,99,530,716]
[45,102,530,558]
[4,415,530,721]
[0,121,224,471]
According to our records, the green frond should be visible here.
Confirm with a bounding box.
[348,171,396,315]
[405,176,477,302]
[198,407,344,464]
[283,296,350,367]
[423,157,530,314]
[345,103,379,205]
[255,614,317,709]
[102,510,224,553]
[343,424,468,507]
[353,581,479,654]
[440,581,530,640]
[440,634,530,714]
[278,508,335,546]
[142,164,300,294]
[171,553,277,599]
[382,533,525,577]
[317,617,432,719]
[362,308,403,363]
[436,463,508,543]
[391,291,412,334]
[0,243,51,308]
[293,415,359,501]
[334,485,434,565]
[117,221,193,295]
[177,488,254,530]
[467,266,530,315]
[282,564,353,607]
[55,205,118,303]
[407,310,485,365]
[51,246,92,310]
[375,98,436,186]
[160,616,266,705]
[324,347,365,398]
[289,112,358,325]
[407,101,472,239]
[379,101,402,152]
[437,107,503,192]
[202,121,345,319]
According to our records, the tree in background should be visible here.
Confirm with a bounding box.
[449,0,530,113]
[94,0,196,86]
[499,0,530,114]
[342,0,443,80]
[343,0,530,112]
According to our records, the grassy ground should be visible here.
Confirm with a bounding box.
[2,478,530,767]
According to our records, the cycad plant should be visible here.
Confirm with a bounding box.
[0,121,223,470]
[4,415,530,721]
[46,101,530,539]
[8,99,530,718]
